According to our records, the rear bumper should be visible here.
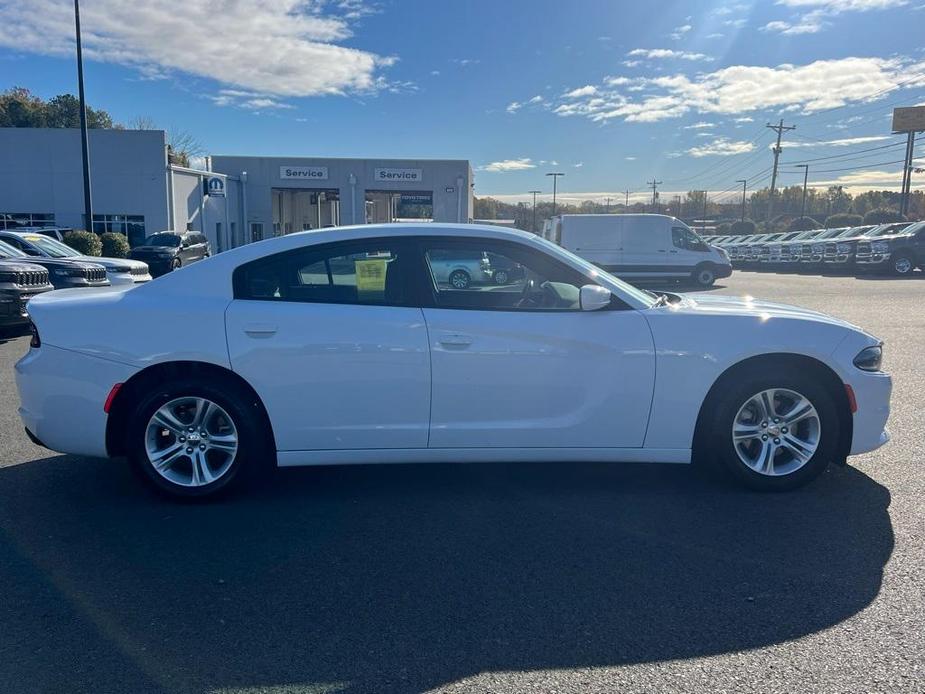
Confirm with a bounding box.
[15,344,137,458]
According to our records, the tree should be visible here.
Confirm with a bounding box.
[100,232,130,258]
[825,186,853,215]
[0,87,116,128]
[729,219,756,235]
[863,207,906,224]
[130,117,203,167]
[824,213,863,228]
[788,217,821,232]
[63,230,102,256]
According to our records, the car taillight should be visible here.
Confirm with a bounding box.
[29,322,40,348]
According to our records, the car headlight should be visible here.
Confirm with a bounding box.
[813,244,824,252]
[52,267,85,278]
[837,243,851,253]
[853,345,883,372]
[872,241,889,253]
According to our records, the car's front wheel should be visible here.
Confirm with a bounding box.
[890,252,915,276]
[126,378,269,499]
[708,373,840,491]
[449,269,471,289]
[171,257,182,271]
[692,264,716,288]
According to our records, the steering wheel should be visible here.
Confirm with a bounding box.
[515,279,537,308]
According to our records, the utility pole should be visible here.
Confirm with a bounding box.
[647,179,662,214]
[623,190,631,210]
[604,197,613,213]
[74,0,93,231]
[528,190,541,233]
[796,164,809,220]
[766,118,796,222]
[899,132,917,217]
[736,179,747,221]
[701,191,708,234]
[546,172,564,217]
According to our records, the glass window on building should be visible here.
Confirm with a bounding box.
[0,213,56,229]
[92,214,146,247]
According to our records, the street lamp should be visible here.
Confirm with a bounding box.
[528,190,541,233]
[546,172,564,217]
[736,179,747,222]
[795,164,809,221]
[74,0,93,231]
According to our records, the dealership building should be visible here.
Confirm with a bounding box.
[0,128,474,250]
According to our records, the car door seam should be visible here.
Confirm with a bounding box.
[420,307,434,448]
[639,311,659,449]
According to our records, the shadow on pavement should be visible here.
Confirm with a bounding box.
[0,456,893,694]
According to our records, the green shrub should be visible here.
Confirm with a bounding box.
[824,213,863,228]
[716,222,732,235]
[729,219,756,236]
[62,229,101,256]
[862,207,906,224]
[100,232,130,258]
[788,217,822,232]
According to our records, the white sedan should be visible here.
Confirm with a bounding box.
[15,224,891,499]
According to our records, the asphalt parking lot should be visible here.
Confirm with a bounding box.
[0,270,922,694]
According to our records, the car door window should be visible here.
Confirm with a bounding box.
[672,227,708,251]
[234,240,412,306]
[422,241,592,311]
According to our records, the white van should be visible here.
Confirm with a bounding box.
[549,214,731,287]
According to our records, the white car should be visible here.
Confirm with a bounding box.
[15,224,891,499]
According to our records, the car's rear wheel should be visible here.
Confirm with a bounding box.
[890,252,915,276]
[126,378,269,499]
[171,258,181,271]
[692,264,716,288]
[708,373,839,491]
[449,269,471,289]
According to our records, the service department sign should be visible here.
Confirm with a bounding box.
[374,168,423,183]
[280,166,329,180]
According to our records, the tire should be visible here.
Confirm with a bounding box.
[125,377,271,499]
[692,264,716,288]
[492,269,510,285]
[890,252,915,277]
[705,370,840,491]
[449,269,471,289]
[171,258,182,271]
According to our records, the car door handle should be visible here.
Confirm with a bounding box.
[243,323,277,337]
[657,249,667,252]
[668,250,679,254]
[438,333,473,347]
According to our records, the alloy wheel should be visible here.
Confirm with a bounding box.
[732,388,821,477]
[894,256,913,274]
[145,397,238,487]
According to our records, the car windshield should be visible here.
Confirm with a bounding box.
[865,224,908,238]
[0,240,27,258]
[143,233,181,247]
[20,235,80,258]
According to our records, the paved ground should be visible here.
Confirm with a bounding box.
[0,270,922,694]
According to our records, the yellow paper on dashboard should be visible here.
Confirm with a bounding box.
[355,258,388,299]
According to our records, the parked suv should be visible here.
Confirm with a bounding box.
[0,259,54,328]
[0,239,110,289]
[426,249,493,288]
[0,231,150,285]
[129,231,210,277]
[856,220,925,275]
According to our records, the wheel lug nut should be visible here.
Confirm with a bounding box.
[761,422,767,428]
[774,418,780,423]
[761,435,768,441]
[774,438,780,444]
[186,447,193,454]
[199,444,206,450]
[781,427,788,433]
[188,426,194,432]
[179,436,185,442]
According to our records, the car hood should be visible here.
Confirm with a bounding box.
[75,255,148,271]
[0,260,47,273]
[860,233,911,243]
[668,292,863,331]
[7,257,104,270]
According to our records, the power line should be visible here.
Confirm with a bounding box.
[647,179,662,213]
[781,139,907,165]
[779,159,906,174]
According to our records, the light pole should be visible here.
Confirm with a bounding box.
[74,0,93,231]
[546,172,564,217]
[528,190,541,233]
[796,164,809,221]
[736,179,747,222]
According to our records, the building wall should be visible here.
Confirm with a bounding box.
[0,128,170,233]
[169,167,241,252]
[210,156,473,238]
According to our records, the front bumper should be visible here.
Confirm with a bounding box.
[0,296,29,326]
[715,263,733,279]
[856,253,890,266]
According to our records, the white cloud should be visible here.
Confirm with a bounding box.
[528,95,544,103]
[452,58,480,67]
[627,48,712,61]
[706,32,725,39]
[684,121,716,129]
[764,0,907,35]
[0,0,392,98]
[549,56,925,125]
[734,116,755,122]
[564,85,598,98]
[573,162,584,168]
[779,135,893,148]
[625,156,637,161]
[686,138,756,157]
[506,101,522,114]
[478,158,537,173]
[670,24,692,40]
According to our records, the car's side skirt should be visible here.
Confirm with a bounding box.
[277,447,691,467]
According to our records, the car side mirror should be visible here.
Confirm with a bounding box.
[580,284,611,311]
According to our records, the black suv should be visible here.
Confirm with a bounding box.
[0,259,54,329]
[855,221,925,276]
[129,231,210,277]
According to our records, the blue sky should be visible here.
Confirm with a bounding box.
[1,0,924,206]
